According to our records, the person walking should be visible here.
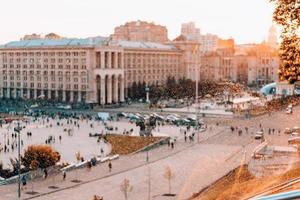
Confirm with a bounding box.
[21,175,27,190]
[43,168,48,179]
[62,170,66,181]
[108,161,112,172]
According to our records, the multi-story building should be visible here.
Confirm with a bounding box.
[246,44,279,86]
[180,22,219,54]
[267,25,278,49]
[201,43,279,86]
[113,41,183,95]
[0,33,183,104]
[111,21,169,43]
[199,34,219,53]
[181,22,201,41]
[0,36,125,105]
[171,35,201,81]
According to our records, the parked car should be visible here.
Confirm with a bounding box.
[284,128,292,134]
[255,131,263,140]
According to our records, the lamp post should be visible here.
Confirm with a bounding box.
[14,122,22,199]
[194,45,201,144]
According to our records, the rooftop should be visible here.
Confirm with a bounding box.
[0,37,177,50]
[116,40,177,50]
[0,36,109,49]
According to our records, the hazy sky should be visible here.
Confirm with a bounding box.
[0,0,277,44]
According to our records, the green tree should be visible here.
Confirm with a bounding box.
[270,0,300,83]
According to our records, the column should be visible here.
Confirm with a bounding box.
[78,91,82,102]
[13,88,17,99]
[70,91,74,102]
[7,88,10,99]
[100,77,106,105]
[120,76,125,102]
[0,88,3,98]
[48,90,51,100]
[114,52,118,68]
[101,52,105,69]
[55,90,59,99]
[107,76,112,104]
[41,89,44,96]
[20,88,24,99]
[120,52,124,69]
[33,89,37,99]
[27,89,30,99]
[108,52,112,68]
[113,77,118,102]
[62,91,66,102]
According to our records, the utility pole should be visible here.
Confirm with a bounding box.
[14,122,22,199]
[194,45,201,143]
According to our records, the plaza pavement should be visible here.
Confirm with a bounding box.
[0,105,299,200]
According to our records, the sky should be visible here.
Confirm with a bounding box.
[0,0,277,44]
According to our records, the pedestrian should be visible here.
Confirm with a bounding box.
[184,135,187,142]
[43,169,48,179]
[171,142,174,149]
[108,161,112,172]
[231,126,234,133]
[62,170,66,181]
[21,175,27,190]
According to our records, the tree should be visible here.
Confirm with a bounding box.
[22,145,60,170]
[270,0,300,83]
[120,178,133,200]
[163,166,175,195]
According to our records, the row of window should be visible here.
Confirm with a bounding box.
[2,82,87,90]
[3,76,87,82]
[1,64,87,70]
[1,58,87,64]
[125,57,180,64]
[1,51,87,57]
[125,63,180,68]
[126,69,178,74]
[3,70,87,76]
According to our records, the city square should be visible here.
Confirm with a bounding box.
[0,0,299,199]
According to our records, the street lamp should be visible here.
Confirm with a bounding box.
[14,122,23,199]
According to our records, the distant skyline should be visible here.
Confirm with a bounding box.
[0,0,277,44]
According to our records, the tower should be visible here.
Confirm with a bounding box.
[267,25,277,48]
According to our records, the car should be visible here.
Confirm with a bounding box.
[285,108,292,114]
[255,131,263,140]
[292,132,299,136]
[292,126,299,133]
[117,112,127,117]
[284,128,292,134]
